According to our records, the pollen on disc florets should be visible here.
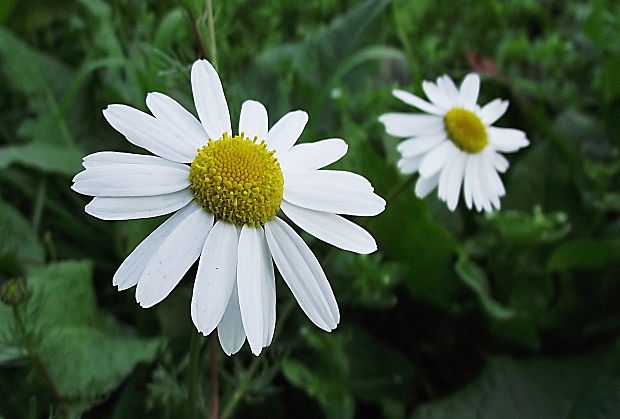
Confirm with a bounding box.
[189,133,284,226]
[444,107,488,153]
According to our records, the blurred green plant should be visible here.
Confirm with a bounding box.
[0,0,619,417]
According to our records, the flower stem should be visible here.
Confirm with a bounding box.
[383,172,418,205]
[220,299,296,419]
[205,0,218,71]
[209,335,219,419]
[218,173,416,417]
[12,306,65,414]
[187,332,203,419]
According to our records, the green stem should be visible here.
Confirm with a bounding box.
[383,172,417,206]
[12,306,65,414]
[205,0,218,70]
[32,177,46,234]
[187,332,203,419]
[209,335,219,419]
[219,172,416,417]
[220,299,295,419]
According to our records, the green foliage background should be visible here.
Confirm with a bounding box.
[1,0,619,417]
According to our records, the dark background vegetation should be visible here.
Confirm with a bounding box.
[1,0,619,417]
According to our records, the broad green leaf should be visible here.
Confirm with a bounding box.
[26,260,97,329]
[0,303,23,364]
[548,239,620,272]
[39,326,158,400]
[0,200,44,265]
[345,138,457,307]
[0,143,84,175]
[412,340,620,419]
[16,260,159,411]
[347,327,414,404]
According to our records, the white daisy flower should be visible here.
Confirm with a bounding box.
[379,73,529,212]
[72,60,385,356]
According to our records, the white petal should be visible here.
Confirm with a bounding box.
[437,75,460,103]
[482,150,506,197]
[445,152,467,211]
[238,100,268,140]
[135,203,212,307]
[237,226,275,355]
[393,89,442,115]
[469,155,492,212]
[397,155,423,175]
[258,230,276,347]
[415,175,439,198]
[146,92,207,149]
[479,99,509,125]
[423,80,452,110]
[492,152,509,173]
[378,113,443,137]
[419,141,459,178]
[191,59,232,139]
[477,157,494,213]
[397,133,446,158]
[112,202,200,291]
[103,104,197,162]
[191,220,239,336]
[479,157,502,211]
[438,153,458,200]
[459,73,480,108]
[266,110,308,154]
[281,201,376,254]
[85,189,193,220]
[72,164,189,197]
[280,138,347,172]
[82,151,185,170]
[489,127,530,152]
[217,282,246,356]
[284,170,385,216]
[463,156,475,209]
[264,217,339,331]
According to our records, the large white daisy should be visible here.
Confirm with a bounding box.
[72,60,385,356]
[379,73,529,212]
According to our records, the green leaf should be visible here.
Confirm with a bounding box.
[600,56,620,103]
[258,0,390,82]
[26,260,98,329]
[16,261,159,411]
[548,239,620,272]
[348,140,457,307]
[39,326,158,400]
[0,143,84,175]
[0,200,44,265]
[282,358,354,419]
[0,27,76,146]
[346,327,414,404]
[483,206,570,246]
[0,303,23,364]
[412,340,620,419]
[455,254,516,320]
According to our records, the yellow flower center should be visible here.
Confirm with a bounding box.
[444,107,488,153]
[189,133,284,226]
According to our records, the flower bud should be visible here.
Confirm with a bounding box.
[0,279,30,306]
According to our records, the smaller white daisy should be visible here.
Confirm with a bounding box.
[379,73,529,212]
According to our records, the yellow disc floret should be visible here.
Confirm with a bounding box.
[189,133,284,226]
[444,107,488,153]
